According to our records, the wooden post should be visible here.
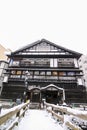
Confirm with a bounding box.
[30,92,32,101]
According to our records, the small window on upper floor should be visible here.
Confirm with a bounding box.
[12,61,19,66]
[11,70,16,74]
[52,71,58,76]
[40,71,45,75]
[46,71,51,75]
[59,72,66,76]
[67,72,75,76]
[34,71,39,75]
[17,71,22,75]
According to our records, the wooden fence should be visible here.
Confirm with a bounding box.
[44,102,87,130]
[0,101,29,130]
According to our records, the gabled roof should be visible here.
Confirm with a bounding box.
[28,84,64,91]
[41,84,64,91]
[12,40,41,54]
[11,39,82,57]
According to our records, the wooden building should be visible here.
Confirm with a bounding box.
[1,39,86,104]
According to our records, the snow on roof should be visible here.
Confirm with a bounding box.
[41,84,64,91]
[29,84,64,91]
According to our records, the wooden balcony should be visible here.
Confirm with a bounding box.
[8,76,77,83]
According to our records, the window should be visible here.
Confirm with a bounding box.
[10,75,20,78]
[36,42,50,51]
[34,71,39,75]
[21,75,25,79]
[58,58,74,67]
[17,71,21,75]
[11,71,16,74]
[12,61,19,66]
[35,58,50,65]
[23,71,26,75]
[46,71,51,75]
[40,71,45,75]
[52,71,58,76]
[67,72,75,76]
[29,71,33,75]
[59,72,66,76]
[21,58,35,66]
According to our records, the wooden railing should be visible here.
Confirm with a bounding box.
[0,101,29,130]
[44,102,87,130]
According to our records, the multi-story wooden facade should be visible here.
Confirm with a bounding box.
[1,39,86,104]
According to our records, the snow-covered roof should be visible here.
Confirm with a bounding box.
[29,84,64,91]
[41,84,64,91]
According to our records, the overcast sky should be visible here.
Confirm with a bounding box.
[0,0,87,54]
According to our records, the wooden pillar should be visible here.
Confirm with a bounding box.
[40,91,41,102]
[30,92,32,102]
[39,91,41,109]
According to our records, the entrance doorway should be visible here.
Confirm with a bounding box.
[30,88,41,103]
[46,91,58,104]
[29,84,65,104]
[32,92,40,102]
[41,84,65,104]
[42,90,61,104]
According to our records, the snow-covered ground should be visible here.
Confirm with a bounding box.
[1,102,87,130]
[13,109,64,130]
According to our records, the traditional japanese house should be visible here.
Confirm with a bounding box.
[1,39,86,104]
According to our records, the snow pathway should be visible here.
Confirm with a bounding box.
[14,109,64,130]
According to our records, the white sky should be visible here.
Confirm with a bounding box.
[0,0,87,54]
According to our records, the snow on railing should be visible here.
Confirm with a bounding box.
[44,102,87,130]
[0,101,29,130]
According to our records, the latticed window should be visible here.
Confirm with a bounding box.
[16,71,21,75]
[59,72,66,76]
[52,71,58,76]
[58,58,74,67]
[40,71,45,75]
[67,72,75,76]
[12,61,19,66]
[36,42,50,51]
[34,71,39,75]
[46,71,51,75]
[11,70,16,74]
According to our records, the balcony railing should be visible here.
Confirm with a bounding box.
[9,75,77,83]
[58,64,75,68]
[20,63,50,67]
[9,64,75,68]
